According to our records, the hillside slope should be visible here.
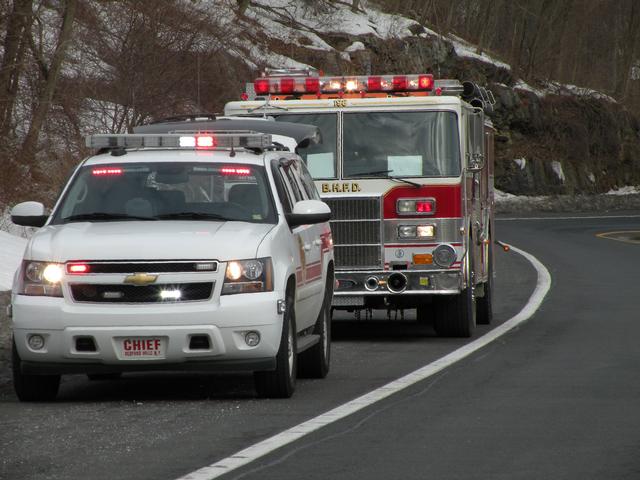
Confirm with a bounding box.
[228,0,640,195]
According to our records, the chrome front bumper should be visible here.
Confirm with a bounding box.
[332,269,462,307]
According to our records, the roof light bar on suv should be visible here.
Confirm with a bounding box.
[85,132,273,150]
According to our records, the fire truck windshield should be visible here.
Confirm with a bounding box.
[342,111,460,178]
[275,111,460,179]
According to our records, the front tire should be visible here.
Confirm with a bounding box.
[416,297,432,325]
[12,341,60,402]
[87,373,122,381]
[476,243,494,325]
[254,288,297,398]
[433,286,476,338]
[298,277,332,379]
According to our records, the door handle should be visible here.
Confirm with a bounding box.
[313,239,322,247]
[303,244,311,252]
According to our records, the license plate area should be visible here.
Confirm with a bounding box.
[116,337,167,360]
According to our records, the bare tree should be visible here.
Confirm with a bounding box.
[18,0,77,173]
[0,0,34,138]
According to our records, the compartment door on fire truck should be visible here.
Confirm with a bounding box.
[277,159,323,329]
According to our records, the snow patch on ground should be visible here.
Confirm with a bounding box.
[545,81,617,103]
[345,41,366,53]
[0,231,26,291]
[551,161,565,182]
[494,189,546,203]
[513,158,526,170]
[606,186,640,195]
[514,80,547,97]
[449,35,511,71]
[251,0,418,40]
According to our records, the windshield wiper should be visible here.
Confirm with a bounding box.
[350,169,421,188]
[155,212,231,221]
[62,212,157,223]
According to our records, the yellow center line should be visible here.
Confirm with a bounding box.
[596,231,640,244]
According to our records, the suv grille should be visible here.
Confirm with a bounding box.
[323,197,382,269]
[71,261,217,274]
[70,282,214,303]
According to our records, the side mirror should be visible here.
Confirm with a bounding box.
[285,200,331,228]
[466,152,485,172]
[11,201,48,227]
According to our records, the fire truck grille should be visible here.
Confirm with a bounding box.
[324,197,382,269]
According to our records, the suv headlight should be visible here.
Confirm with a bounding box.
[222,258,273,295]
[18,261,63,297]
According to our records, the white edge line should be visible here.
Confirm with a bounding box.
[497,214,640,221]
[176,244,551,480]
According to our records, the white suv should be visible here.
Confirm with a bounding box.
[9,119,334,401]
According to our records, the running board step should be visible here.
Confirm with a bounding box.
[296,334,320,354]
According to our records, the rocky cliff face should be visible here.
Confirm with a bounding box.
[491,85,640,195]
[237,2,640,195]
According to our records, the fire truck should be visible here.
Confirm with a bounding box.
[224,70,496,338]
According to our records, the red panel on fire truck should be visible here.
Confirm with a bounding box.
[383,185,462,219]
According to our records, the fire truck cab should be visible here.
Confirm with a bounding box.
[225,70,496,338]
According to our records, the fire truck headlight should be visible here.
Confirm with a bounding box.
[433,245,457,268]
[398,225,416,238]
[417,225,435,238]
[397,200,415,214]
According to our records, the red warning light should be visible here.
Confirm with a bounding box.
[67,263,90,274]
[254,78,270,95]
[220,167,251,176]
[196,135,217,149]
[92,168,123,176]
[416,200,434,213]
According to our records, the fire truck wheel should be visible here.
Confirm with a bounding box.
[254,285,297,398]
[433,286,476,338]
[416,303,432,325]
[476,246,494,325]
[298,277,332,379]
[12,339,60,402]
[87,373,122,381]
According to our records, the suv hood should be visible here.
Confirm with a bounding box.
[27,221,275,262]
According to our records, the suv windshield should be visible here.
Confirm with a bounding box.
[50,162,276,225]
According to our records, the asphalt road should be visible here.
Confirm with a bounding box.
[2,213,637,480]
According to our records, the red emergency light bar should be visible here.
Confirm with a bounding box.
[254,74,434,96]
[92,167,123,176]
[86,132,272,150]
[220,167,251,176]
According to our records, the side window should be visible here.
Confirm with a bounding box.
[278,168,299,213]
[299,161,320,200]
[280,162,304,204]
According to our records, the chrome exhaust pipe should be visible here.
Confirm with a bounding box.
[387,272,407,293]
[364,276,379,291]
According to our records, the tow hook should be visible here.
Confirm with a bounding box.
[494,240,510,252]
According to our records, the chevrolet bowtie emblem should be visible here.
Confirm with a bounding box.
[124,273,158,286]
